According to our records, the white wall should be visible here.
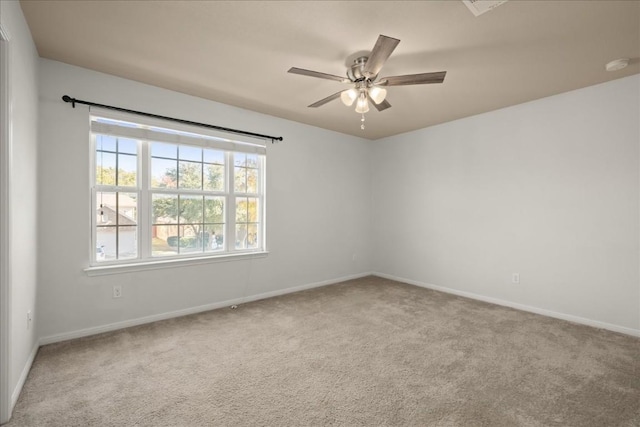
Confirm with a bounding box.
[373,75,640,335]
[35,62,640,340]
[37,59,373,342]
[0,0,39,418]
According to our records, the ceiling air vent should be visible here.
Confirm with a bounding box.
[462,0,509,17]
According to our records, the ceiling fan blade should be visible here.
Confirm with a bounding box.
[288,67,349,83]
[380,71,447,86]
[308,90,344,108]
[362,35,401,78]
[373,99,392,112]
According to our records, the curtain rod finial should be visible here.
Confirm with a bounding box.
[62,95,75,108]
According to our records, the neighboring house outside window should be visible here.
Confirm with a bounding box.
[91,110,266,266]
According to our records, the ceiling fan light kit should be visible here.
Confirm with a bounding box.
[288,34,447,130]
[355,93,370,114]
[340,88,358,106]
[368,86,387,105]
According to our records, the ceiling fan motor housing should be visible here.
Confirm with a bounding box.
[347,56,371,82]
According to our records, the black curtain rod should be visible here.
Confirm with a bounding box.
[61,95,283,143]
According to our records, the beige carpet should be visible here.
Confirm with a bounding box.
[6,276,640,426]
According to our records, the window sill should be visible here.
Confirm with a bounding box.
[84,251,269,276]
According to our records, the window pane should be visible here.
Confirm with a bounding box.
[96,151,116,185]
[117,154,137,187]
[247,198,258,223]
[247,223,258,249]
[96,226,116,261]
[151,158,177,188]
[234,167,247,193]
[152,225,179,257]
[246,154,259,168]
[178,225,205,254]
[96,192,116,225]
[118,193,138,225]
[235,197,248,223]
[118,226,138,259]
[179,145,202,162]
[151,142,177,159]
[203,149,224,165]
[234,153,247,167]
[96,135,116,152]
[235,224,247,249]
[178,161,202,190]
[180,195,203,224]
[118,138,137,154]
[204,164,224,191]
[246,168,258,193]
[204,197,224,223]
[204,224,224,252]
[152,194,178,224]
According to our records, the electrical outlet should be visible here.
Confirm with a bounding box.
[512,273,520,284]
[26,310,32,330]
[113,285,122,298]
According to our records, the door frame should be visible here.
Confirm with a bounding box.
[0,18,13,424]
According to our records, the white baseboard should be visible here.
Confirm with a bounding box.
[11,341,38,411]
[373,272,640,338]
[39,272,372,346]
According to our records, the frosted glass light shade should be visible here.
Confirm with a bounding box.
[368,86,387,104]
[340,88,358,106]
[355,93,370,113]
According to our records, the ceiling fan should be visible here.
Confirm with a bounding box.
[288,34,446,129]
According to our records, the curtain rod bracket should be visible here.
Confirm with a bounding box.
[61,94,283,142]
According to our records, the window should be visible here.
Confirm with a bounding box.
[91,111,266,266]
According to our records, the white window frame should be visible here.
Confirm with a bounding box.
[86,109,267,274]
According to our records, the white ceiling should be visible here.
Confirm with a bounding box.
[20,0,640,140]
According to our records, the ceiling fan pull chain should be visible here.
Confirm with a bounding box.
[361,113,365,130]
